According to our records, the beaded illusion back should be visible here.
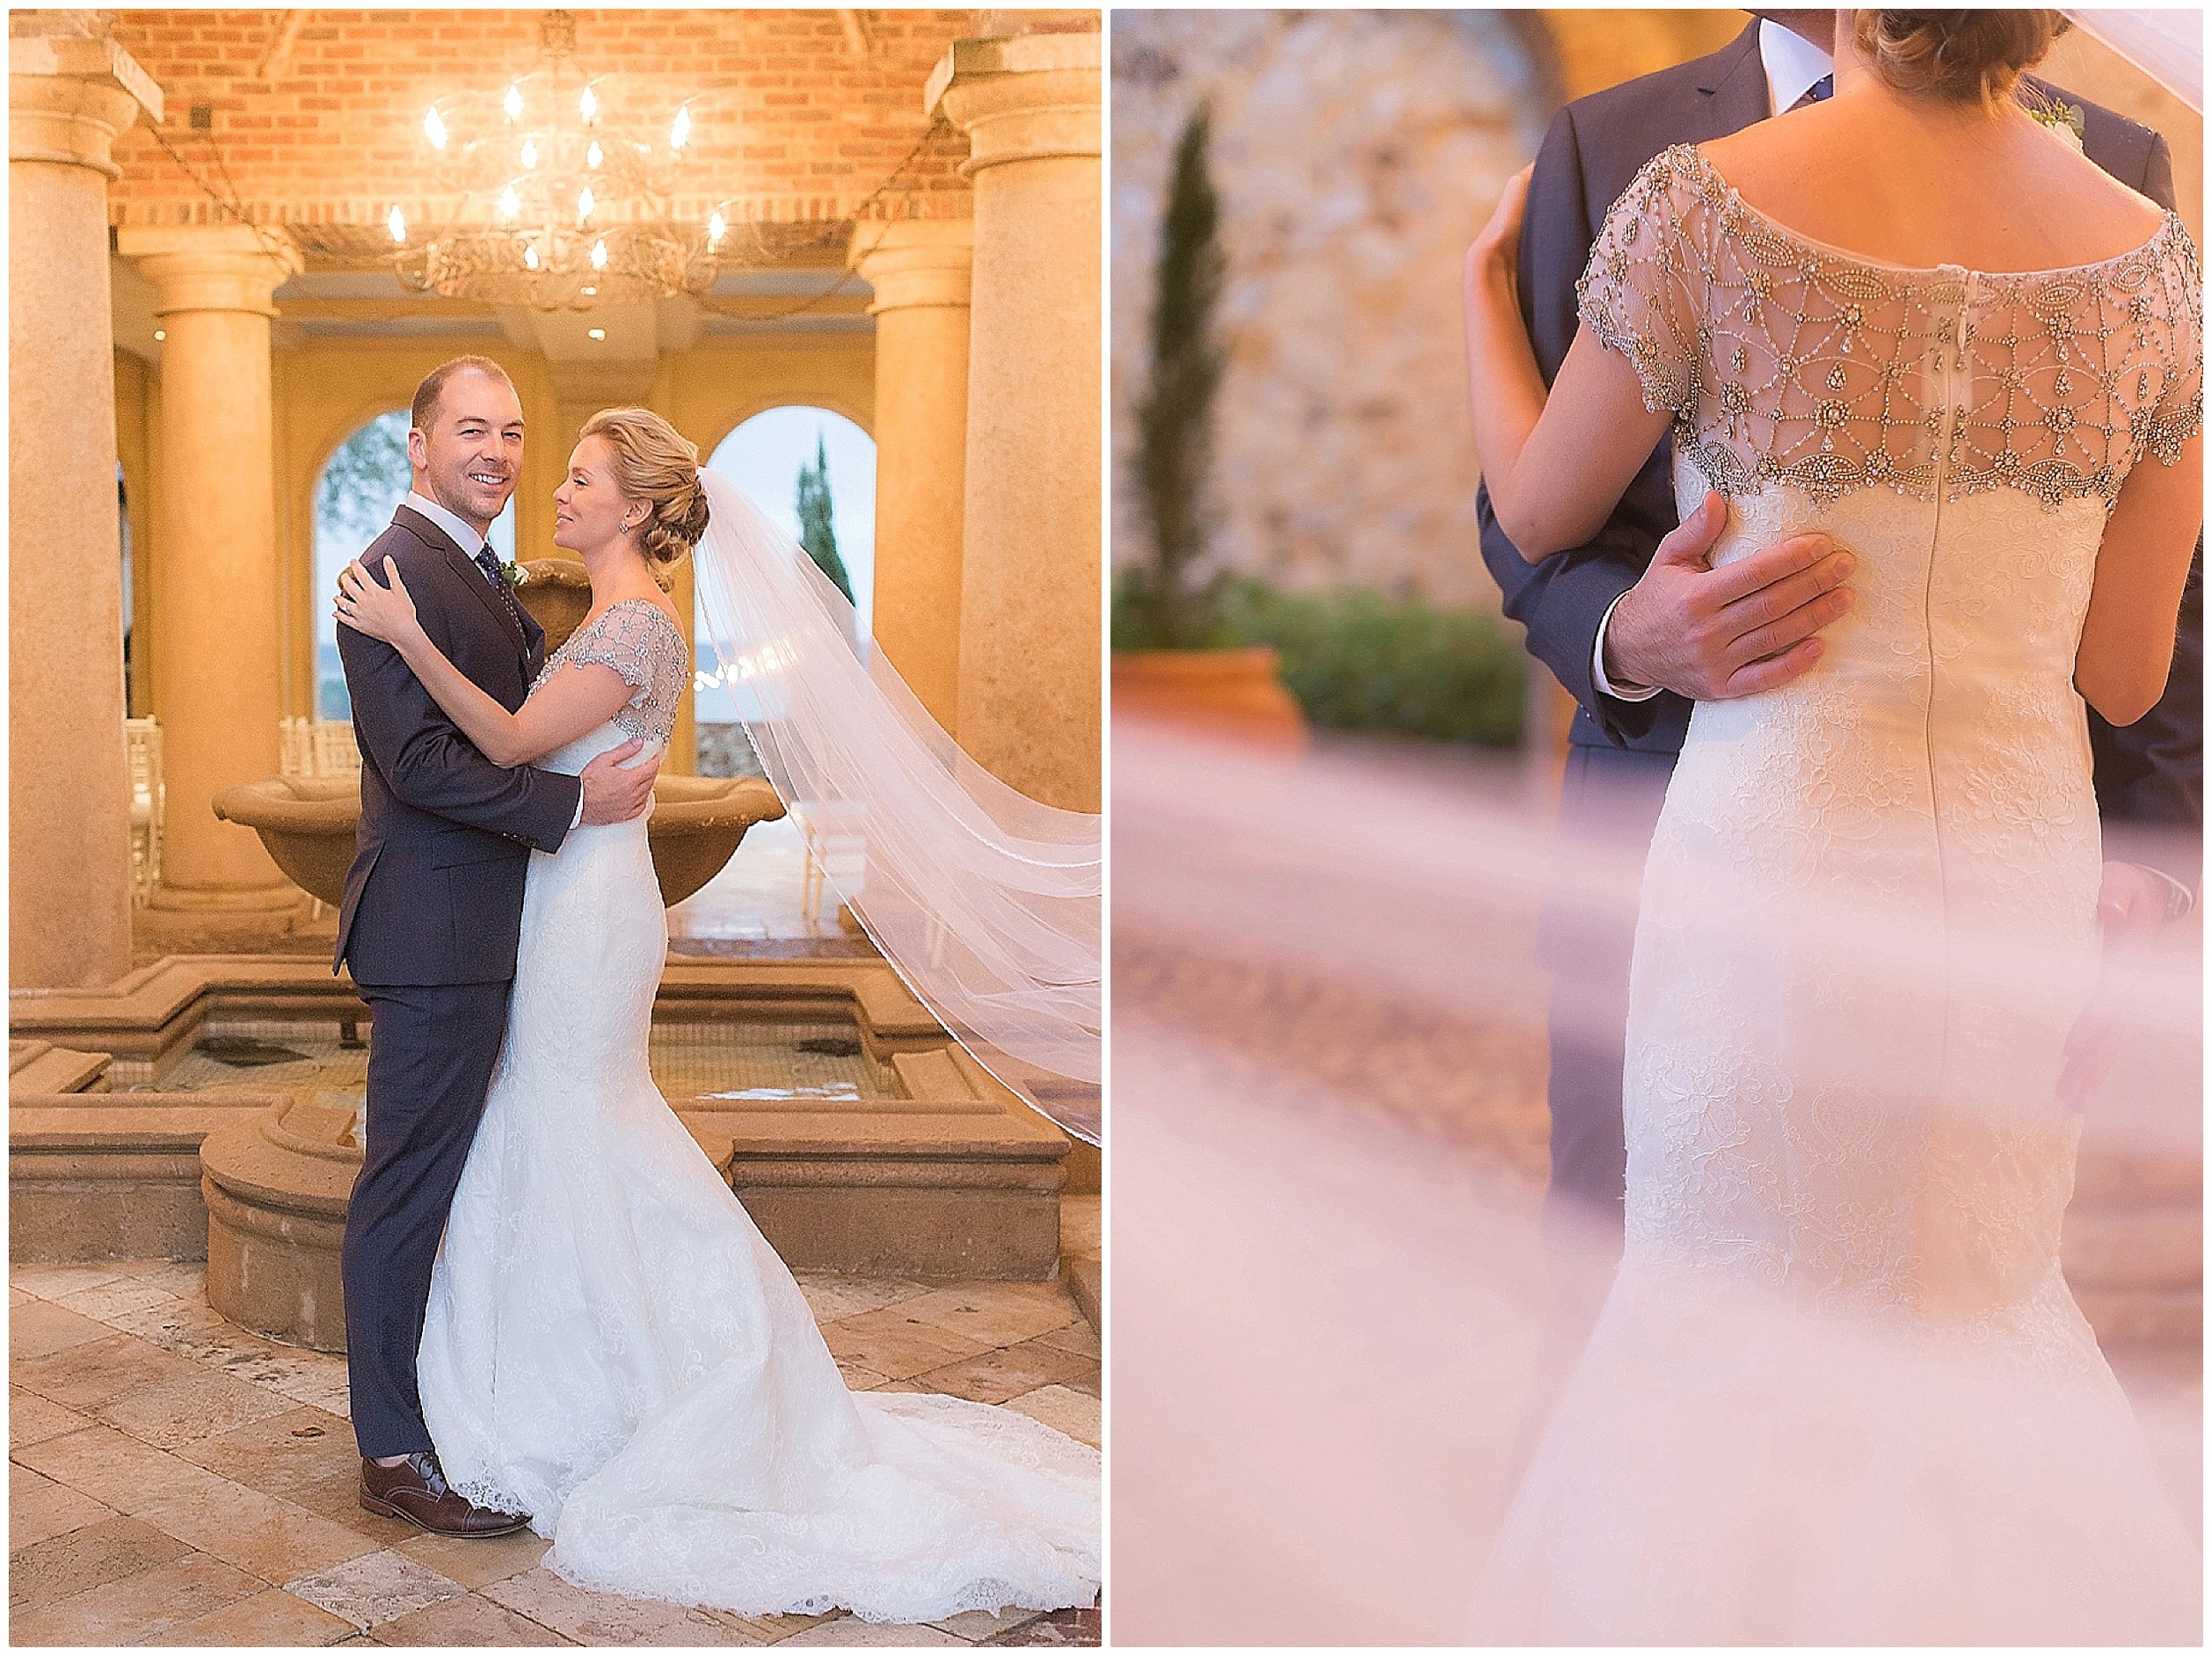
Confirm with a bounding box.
[1577,145,2202,513]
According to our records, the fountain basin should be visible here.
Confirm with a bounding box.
[214,772,787,908]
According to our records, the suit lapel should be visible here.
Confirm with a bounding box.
[1693,21,1773,141]
[392,503,526,650]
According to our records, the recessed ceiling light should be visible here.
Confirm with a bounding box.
[588,327,606,341]
[581,285,596,296]
[153,329,165,341]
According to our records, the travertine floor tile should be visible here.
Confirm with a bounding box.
[928,1606,1045,1640]
[94,1367,303,1452]
[910,1342,1098,1407]
[792,1275,932,1324]
[482,1568,757,1644]
[134,1584,358,1646]
[11,1386,92,1451]
[1029,1322,1100,1361]
[7,1551,265,1646]
[892,1284,1081,1350]
[9,1514,193,1612]
[12,1330,207,1413]
[171,1404,359,1498]
[705,1606,844,1644]
[10,1300,119,1362]
[833,1359,893,1391]
[776,1614,966,1646]
[10,1468,116,1552]
[1001,1385,1102,1451]
[393,1527,553,1591]
[373,1589,579,1645]
[12,1423,236,1515]
[820,1310,989,1381]
[135,1477,380,1584]
[11,1263,136,1302]
[283,1548,466,1630]
[53,1279,182,1325]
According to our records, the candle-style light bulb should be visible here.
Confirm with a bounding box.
[497,184,520,220]
[587,140,603,170]
[524,242,541,271]
[580,85,598,122]
[707,211,726,248]
[590,239,609,271]
[577,187,595,220]
[670,105,691,151]
[503,83,523,121]
[520,138,538,170]
[388,206,407,244]
[422,108,448,150]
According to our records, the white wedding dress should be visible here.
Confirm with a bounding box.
[1473,147,2202,1643]
[416,599,1100,1622]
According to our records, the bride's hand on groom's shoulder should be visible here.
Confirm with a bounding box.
[334,556,422,648]
[1465,164,1534,303]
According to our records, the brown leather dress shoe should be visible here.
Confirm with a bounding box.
[359,1452,530,1537]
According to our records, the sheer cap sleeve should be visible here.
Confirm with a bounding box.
[552,598,687,743]
[2141,226,2203,466]
[1575,149,1717,420]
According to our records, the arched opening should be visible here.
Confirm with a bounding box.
[311,409,514,719]
[693,406,877,776]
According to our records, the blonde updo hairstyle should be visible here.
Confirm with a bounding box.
[1852,10,2067,109]
[579,408,710,588]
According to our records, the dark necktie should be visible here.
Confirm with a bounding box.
[1790,73,1834,111]
[471,542,529,635]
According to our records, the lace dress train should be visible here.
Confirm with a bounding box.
[417,601,1100,1622]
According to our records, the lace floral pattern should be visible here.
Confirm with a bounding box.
[533,598,687,746]
[415,711,1101,1621]
[1576,144,2203,513]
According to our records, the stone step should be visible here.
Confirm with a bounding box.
[8,1039,113,1095]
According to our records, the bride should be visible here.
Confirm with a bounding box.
[1458,9,2199,1644]
[334,408,1099,1622]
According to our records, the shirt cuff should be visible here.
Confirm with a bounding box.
[572,790,586,831]
[1594,594,1663,702]
[2122,861,2197,922]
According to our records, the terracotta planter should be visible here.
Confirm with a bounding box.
[1112,645,1308,748]
[214,773,787,908]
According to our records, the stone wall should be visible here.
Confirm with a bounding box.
[1112,9,1549,611]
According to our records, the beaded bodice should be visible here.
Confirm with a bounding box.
[1577,144,2202,514]
[532,597,687,748]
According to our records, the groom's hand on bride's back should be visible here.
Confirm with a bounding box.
[579,740,659,824]
[1604,492,1856,702]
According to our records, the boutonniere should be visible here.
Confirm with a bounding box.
[2028,98,2086,150]
[500,561,528,588]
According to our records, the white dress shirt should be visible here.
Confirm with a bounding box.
[1590,20,1836,703]
[400,492,587,829]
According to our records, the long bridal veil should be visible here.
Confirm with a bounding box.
[2060,7,2202,111]
[689,468,1102,1141]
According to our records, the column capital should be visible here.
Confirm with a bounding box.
[116,224,303,318]
[850,218,976,313]
[926,33,1100,176]
[10,33,161,177]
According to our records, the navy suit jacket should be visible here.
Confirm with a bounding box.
[334,505,584,986]
[1477,21,2202,879]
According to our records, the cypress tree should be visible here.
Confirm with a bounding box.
[795,432,855,603]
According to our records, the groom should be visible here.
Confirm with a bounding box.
[334,355,659,1534]
[1479,12,2204,1236]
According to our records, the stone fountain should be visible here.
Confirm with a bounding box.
[213,557,784,908]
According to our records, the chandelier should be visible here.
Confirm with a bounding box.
[388,11,727,310]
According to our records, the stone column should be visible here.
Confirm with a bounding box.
[117,223,303,908]
[11,31,161,987]
[928,34,1102,812]
[849,218,974,734]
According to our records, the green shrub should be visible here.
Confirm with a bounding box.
[1217,578,1525,747]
